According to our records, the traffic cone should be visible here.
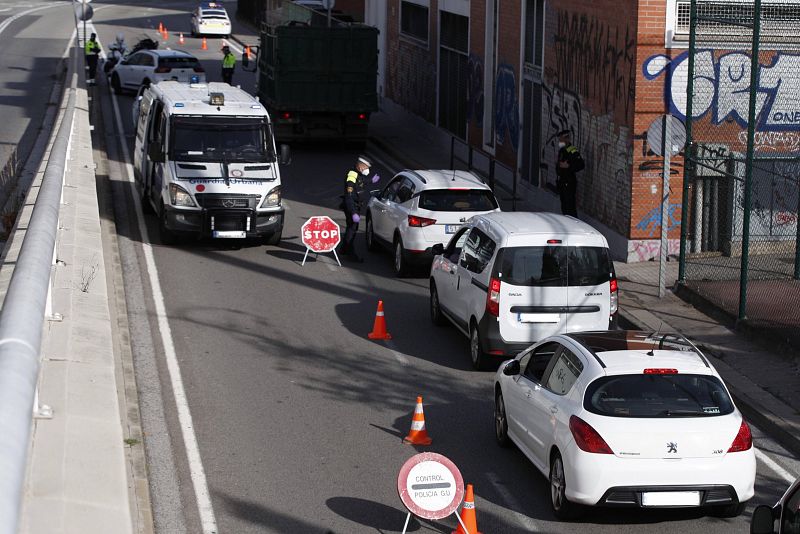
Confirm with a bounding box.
[403,396,432,445]
[179,32,185,45]
[158,22,163,33]
[201,37,208,50]
[367,300,392,340]
[162,27,168,41]
[244,45,251,59]
[452,484,482,534]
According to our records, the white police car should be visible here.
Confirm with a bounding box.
[191,2,232,37]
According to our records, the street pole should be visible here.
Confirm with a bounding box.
[659,114,672,298]
[738,0,762,321]
[678,0,698,283]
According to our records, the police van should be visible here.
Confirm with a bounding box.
[133,81,290,244]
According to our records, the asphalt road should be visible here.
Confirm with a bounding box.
[86,1,800,533]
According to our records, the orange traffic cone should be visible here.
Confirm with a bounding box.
[244,45,251,59]
[201,37,208,50]
[158,22,163,33]
[179,32,185,45]
[403,396,432,445]
[367,300,392,340]
[452,484,482,534]
[162,27,168,41]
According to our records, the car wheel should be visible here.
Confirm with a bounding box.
[550,453,583,520]
[159,207,177,246]
[710,502,746,518]
[394,237,409,277]
[111,73,122,95]
[365,215,379,252]
[263,229,281,246]
[429,281,447,326]
[494,390,511,447]
[469,322,487,370]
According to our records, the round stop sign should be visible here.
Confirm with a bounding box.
[397,453,464,520]
[301,216,341,253]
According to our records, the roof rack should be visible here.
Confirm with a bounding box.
[565,330,710,368]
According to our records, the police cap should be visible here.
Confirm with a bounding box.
[357,155,372,167]
[557,129,571,138]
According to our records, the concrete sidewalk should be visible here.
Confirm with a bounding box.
[365,98,800,459]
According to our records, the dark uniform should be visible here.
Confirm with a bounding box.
[341,168,366,260]
[556,134,585,218]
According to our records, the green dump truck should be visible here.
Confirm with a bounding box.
[247,3,378,143]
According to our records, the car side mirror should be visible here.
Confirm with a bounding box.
[430,243,444,256]
[279,144,291,165]
[750,505,776,534]
[148,142,164,163]
[502,360,521,376]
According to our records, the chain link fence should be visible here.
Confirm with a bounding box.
[678,0,800,347]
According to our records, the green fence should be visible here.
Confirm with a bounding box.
[678,0,800,346]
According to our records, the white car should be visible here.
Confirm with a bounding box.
[365,170,499,276]
[494,330,756,519]
[110,50,206,94]
[191,3,232,37]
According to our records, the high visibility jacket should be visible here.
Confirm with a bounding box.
[342,170,365,214]
[222,52,236,69]
[85,40,100,56]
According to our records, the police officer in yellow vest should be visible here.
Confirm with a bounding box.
[85,33,101,85]
[221,45,235,85]
[339,155,380,262]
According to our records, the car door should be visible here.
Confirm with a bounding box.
[371,176,401,241]
[452,228,496,327]
[434,227,470,319]
[564,236,614,333]
[391,176,416,242]
[780,479,800,534]
[504,342,560,470]
[137,53,155,87]
[116,52,138,87]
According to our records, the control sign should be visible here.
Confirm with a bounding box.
[397,452,464,520]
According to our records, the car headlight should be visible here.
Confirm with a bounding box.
[169,183,196,207]
[260,185,281,208]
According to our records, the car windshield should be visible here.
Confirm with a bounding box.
[201,12,228,19]
[496,246,612,287]
[584,374,735,418]
[159,56,200,69]
[170,116,275,162]
[418,189,498,212]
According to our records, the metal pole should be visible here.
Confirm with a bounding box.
[794,179,800,279]
[678,0,698,283]
[738,0,762,321]
[450,136,455,169]
[659,114,672,298]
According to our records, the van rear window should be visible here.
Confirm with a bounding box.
[159,57,200,69]
[495,246,612,287]
[418,189,498,212]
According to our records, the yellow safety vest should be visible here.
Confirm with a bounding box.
[222,53,236,69]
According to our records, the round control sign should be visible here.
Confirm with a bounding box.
[397,453,464,520]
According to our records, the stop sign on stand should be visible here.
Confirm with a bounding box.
[397,453,467,533]
[301,216,342,266]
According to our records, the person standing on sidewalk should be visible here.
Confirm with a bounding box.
[85,33,102,85]
[221,45,236,85]
[339,155,380,262]
[556,129,584,218]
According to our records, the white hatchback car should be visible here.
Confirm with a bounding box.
[494,330,756,520]
[365,170,499,276]
[191,3,232,37]
[110,50,206,94]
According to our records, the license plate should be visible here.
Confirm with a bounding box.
[518,313,560,323]
[641,491,700,507]
[445,224,460,234]
[213,230,246,238]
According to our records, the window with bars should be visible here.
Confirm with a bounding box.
[674,0,800,42]
[401,1,429,43]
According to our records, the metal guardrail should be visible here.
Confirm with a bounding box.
[449,136,520,210]
[0,74,75,532]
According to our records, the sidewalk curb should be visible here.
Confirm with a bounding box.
[619,307,800,459]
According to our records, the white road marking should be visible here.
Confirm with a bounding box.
[107,57,219,534]
[221,38,242,55]
[487,472,540,532]
[0,2,63,36]
[384,339,409,365]
[755,448,797,485]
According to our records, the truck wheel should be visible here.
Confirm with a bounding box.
[263,229,281,246]
[111,73,122,95]
[159,207,177,245]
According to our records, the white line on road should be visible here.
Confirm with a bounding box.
[384,339,409,365]
[221,38,242,55]
[756,448,797,485]
[487,472,540,532]
[0,2,64,36]
[107,64,219,533]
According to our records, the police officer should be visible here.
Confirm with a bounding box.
[221,45,236,85]
[556,129,585,218]
[85,33,102,85]
[340,155,380,262]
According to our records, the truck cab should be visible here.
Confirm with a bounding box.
[133,81,290,245]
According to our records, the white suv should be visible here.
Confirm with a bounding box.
[365,170,499,276]
[494,330,755,519]
[429,212,618,369]
[191,3,232,37]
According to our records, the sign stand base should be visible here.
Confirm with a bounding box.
[399,511,470,534]
[301,248,342,267]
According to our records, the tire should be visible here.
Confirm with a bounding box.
[139,182,153,214]
[429,281,447,326]
[263,229,281,246]
[394,237,409,277]
[710,502,746,518]
[494,390,511,447]
[365,215,379,252]
[550,453,584,520]
[159,207,177,245]
[111,73,122,95]
[469,321,487,370]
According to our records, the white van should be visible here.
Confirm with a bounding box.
[429,212,618,369]
[133,81,290,244]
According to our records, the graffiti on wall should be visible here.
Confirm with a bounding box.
[553,10,636,118]
[494,64,520,149]
[635,202,682,238]
[467,54,484,128]
[643,51,800,137]
[388,44,436,121]
[628,239,681,262]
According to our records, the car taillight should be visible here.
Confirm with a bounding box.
[282,112,292,120]
[408,215,436,227]
[193,66,205,73]
[486,277,501,317]
[155,66,171,73]
[358,113,367,120]
[569,415,613,454]
[728,420,752,452]
[609,277,618,314]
